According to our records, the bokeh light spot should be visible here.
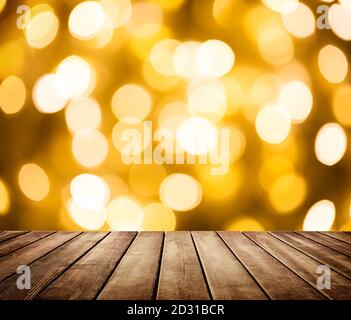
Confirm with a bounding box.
[19,164,50,202]
[318,45,348,83]
[112,84,151,123]
[69,1,105,40]
[106,196,143,230]
[279,81,313,123]
[70,174,110,211]
[255,104,291,144]
[315,123,347,166]
[142,202,176,231]
[303,200,335,231]
[0,75,26,115]
[160,174,202,212]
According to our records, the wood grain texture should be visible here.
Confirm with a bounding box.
[192,231,267,300]
[246,232,351,300]
[38,232,136,300]
[0,231,350,300]
[0,232,107,300]
[98,232,164,300]
[0,231,54,257]
[271,232,351,279]
[0,232,80,283]
[157,231,210,300]
[297,232,351,257]
[0,231,28,243]
[218,232,324,300]
[321,232,351,245]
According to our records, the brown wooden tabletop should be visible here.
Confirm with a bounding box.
[0,231,350,300]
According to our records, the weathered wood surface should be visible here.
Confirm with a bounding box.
[0,231,350,300]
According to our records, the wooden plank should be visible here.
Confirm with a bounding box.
[297,232,351,257]
[0,231,28,244]
[246,232,351,300]
[0,232,79,283]
[218,232,324,300]
[37,232,136,300]
[192,231,267,300]
[0,231,54,257]
[321,232,351,245]
[270,232,351,280]
[157,231,210,300]
[98,232,163,300]
[0,232,107,300]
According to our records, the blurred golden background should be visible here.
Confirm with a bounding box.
[0,0,351,231]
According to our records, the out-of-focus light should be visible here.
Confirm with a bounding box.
[0,41,24,79]
[176,117,217,155]
[223,76,244,115]
[111,84,151,123]
[0,0,6,13]
[160,174,202,212]
[142,202,176,231]
[56,55,93,99]
[226,217,265,231]
[69,1,105,40]
[281,3,315,38]
[225,126,246,163]
[112,119,152,155]
[196,40,235,78]
[106,196,143,230]
[33,74,68,113]
[19,164,50,202]
[332,85,351,127]
[100,0,132,29]
[262,0,299,14]
[150,0,184,11]
[91,18,114,48]
[127,1,163,38]
[258,25,294,65]
[187,78,227,122]
[25,10,59,49]
[250,73,282,107]
[173,41,202,79]
[314,123,347,166]
[303,200,335,231]
[70,174,110,211]
[158,101,189,133]
[197,166,241,202]
[279,81,313,123]
[150,39,180,76]
[0,76,26,114]
[329,4,351,41]
[259,156,294,191]
[72,129,108,168]
[339,0,351,8]
[103,175,129,199]
[255,104,291,144]
[318,45,348,83]
[0,178,9,215]
[65,97,101,134]
[268,174,306,213]
[278,61,311,86]
[69,199,106,230]
[212,0,248,29]
[130,25,171,60]
[129,164,167,198]
[143,59,180,91]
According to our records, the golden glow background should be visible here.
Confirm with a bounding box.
[0,0,351,231]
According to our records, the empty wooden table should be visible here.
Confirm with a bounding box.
[0,231,350,300]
